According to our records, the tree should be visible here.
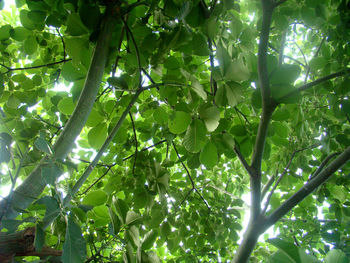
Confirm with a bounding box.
[0,0,349,262]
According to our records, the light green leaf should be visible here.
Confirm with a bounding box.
[88,123,108,149]
[225,58,250,82]
[191,79,207,100]
[168,111,192,134]
[125,211,142,226]
[24,36,38,55]
[199,105,220,132]
[324,249,349,263]
[199,141,218,168]
[0,25,11,40]
[108,207,121,235]
[82,190,107,206]
[34,137,52,155]
[57,97,75,115]
[61,62,85,82]
[112,197,129,224]
[41,161,61,185]
[183,119,207,153]
[270,64,301,85]
[62,215,86,263]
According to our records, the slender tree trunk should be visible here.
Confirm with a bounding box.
[0,9,117,220]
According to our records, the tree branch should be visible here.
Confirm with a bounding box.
[265,146,350,227]
[279,68,350,102]
[172,142,210,212]
[0,59,71,74]
[0,10,117,220]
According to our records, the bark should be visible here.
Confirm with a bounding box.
[0,227,62,263]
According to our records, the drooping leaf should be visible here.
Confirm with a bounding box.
[183,119,207,153]
[87,123,108,149]
[23,36,38,55]
[199,105,220,132]
[34,224,45,252]
[57,97,75,116]
[62,215,86,263]
[66,13,88,36]
[199,141,218,169]
[270,64,301,85]
[82,190,107,206]
[324,249,349,263]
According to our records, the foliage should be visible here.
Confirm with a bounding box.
[0,0,350,262]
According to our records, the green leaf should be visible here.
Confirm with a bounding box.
[183,119,207,153]
[23,36,38,55]
[125,211,142,226]
[82,190,107,206]
[27,10,46,23]
[112,198,129,224]
[34,224,45,252]
[41,161,61,185]
[154,107,168,125]
[168,111,192,134]
[87,123,108,149]
[78,3,101,30]
[267,238,320,263]
[142,230,158,250]
[191,79,207,100]
[199,141,218,169]
[66,13,88,36]
[192,32,211,56]
[57,97,75,115]
[199,105,220,132]
[34,134,52,155]
[0,145,11,164]
[0,25,11,40]
[215,82,243,107]
[270,64,301,85]
[62,215,86,263]
[107,76,129,90]
[109,207,121,235]
[225,58,250,82]
[324,249,349,263]
[20,10,36,30]
[61,62,85,82]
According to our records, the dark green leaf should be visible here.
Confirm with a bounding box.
[62,215,86,263]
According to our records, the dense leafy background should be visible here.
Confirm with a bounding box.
[0,0,350,262]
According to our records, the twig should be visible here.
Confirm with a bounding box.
[304,36,325,84]
[122,18,142,88]
[0,59,71,74]
[129,112,138,176]
[234,107,251,125]
[56,28,66,60]
[172,142,210,212]
[123,139,167,161]
[268,43,306,68]
[233,146,254,176]
[279,68,350,102]
[278,30,287,66]
[308,152,340,180]
[81,166,113,195]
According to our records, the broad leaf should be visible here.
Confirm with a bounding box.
[62,215,87,263]
[183,119,207,153]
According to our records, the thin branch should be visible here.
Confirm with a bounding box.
[265,145,350,228]
[278,30,287,66]
[81,166,113,195]
[123,139,167,161]
[172,142,210,212]
[234,146,254,176]
[62,88,144,211]
[308,152,340,180]
[268,43,306,68]
[234,107,251,125]
[261,169,278,199]
[56,28,66,60]
[122,18,142,88]
[279,68,350,102]
[0,59,71,74]
[275,0,288,7]
[129,112,138,176]
[304,36,325,84]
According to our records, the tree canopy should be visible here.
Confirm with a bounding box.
[0,0,350,262]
